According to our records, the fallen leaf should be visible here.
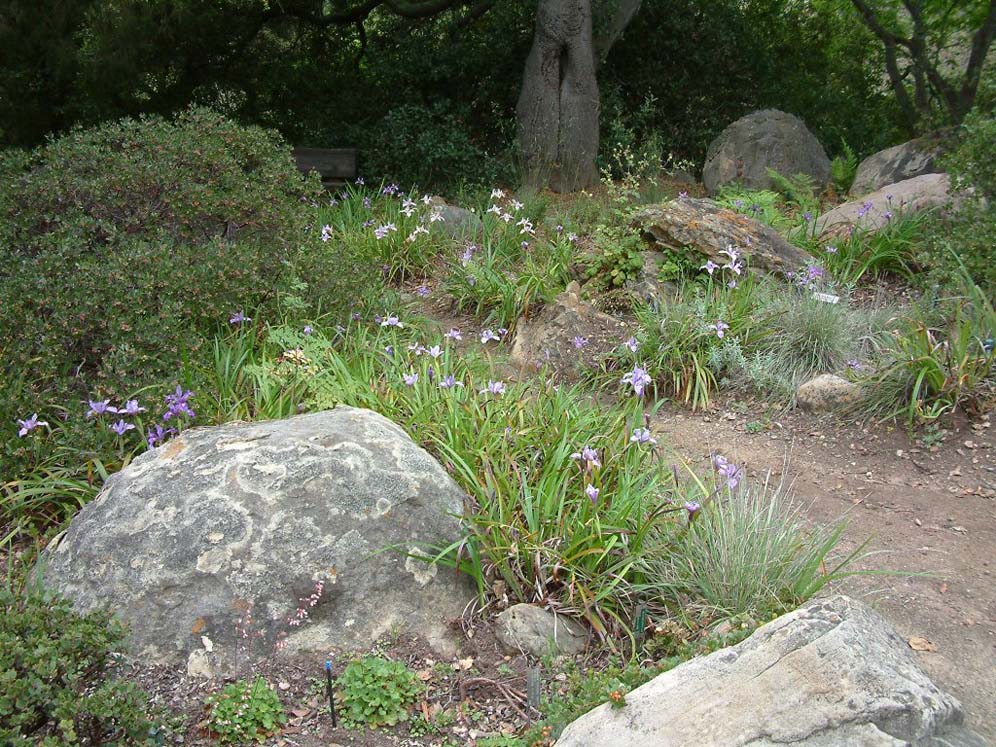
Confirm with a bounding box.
[291,709,311,718]
[191,617,206,634]
[416,668,434,681]
[908,636,937,652]
[939,582,948,594]
[457,656,475,670]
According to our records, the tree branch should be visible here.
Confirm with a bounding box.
[593,0,642,64]
[383,0,465,19]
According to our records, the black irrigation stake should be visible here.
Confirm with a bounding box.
[324,660,338,727]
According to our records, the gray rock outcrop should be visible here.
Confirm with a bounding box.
[818,173,952,236]
[511,282,631,375]
[633,198,811,275]
[39,408,473,676]
[703,110,830,194]
[495,604,587,658]
[555,596,984,747]
[850,136,943,197]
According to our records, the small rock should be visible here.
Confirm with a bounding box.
[495,604,587,658]
[795,374,860,413]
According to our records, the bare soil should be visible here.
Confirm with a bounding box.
[652,398,996,740]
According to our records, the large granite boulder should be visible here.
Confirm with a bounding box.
[39,407,473,676]
[703,109,830,194]
[850,135,944,197]
[817,173,953,236]
[633,198,811,275]
[511,282,632,376]
[555,596,984,747]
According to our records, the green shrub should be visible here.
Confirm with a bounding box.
[205,677,286,744]
[0,107,388,481]
[917,112,996,294]
[362,103,513,194]
[338,656,423,727]
[0,107,318,390]
[0,587,159,746]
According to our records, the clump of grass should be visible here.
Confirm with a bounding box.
[710,289,889,402]
[855,280,995,423]
[604,272,763,411]
[641,470,868,622]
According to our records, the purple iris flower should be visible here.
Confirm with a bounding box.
[403,372,419,386]
[571,336,588,349]
[585,484,600,505]
[109,419,135,436]
[622,365,652,397]
[630,427,657,445]
[17,413,48,436]
[119,399,146,416]
[86,399,112,418]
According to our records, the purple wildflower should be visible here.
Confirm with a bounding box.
[701,260,719,275]
[585,484,600,505]
[403,372,419,386]
[621,365,652,397]
[707,320,730,339]
[17,413,48,437]
[803,211,813,222]
[571,445,602,470]
[445,328,462,341]
[846,359,863,371]
[712,454,743,490]
[678,191,689,199]
[146,423,176,449]
[86,399,112,418]
[624,336,639,353]
[439,375,464,389]
[320,225,333,242]
[480,329,500,344]
[683,501,701,517]
[109,419,135,436]
[119,399,146,416]
[163,386,195,421]
[416,284,430,297]
[857,201,873,218]
[351,311,361,321]
[303,325,313,336]
[384,345,395,356]
[427,345,443,359]
[480,380,506,396]
[230,311,251,325]
[380,314,404,328]
[571,335,588,349]
[630,427,657,445]
[825,245,838,255]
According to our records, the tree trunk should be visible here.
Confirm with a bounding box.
[516,0,599,192]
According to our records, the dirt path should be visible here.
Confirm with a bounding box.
[653,401,996,740]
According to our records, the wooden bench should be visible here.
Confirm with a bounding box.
[292,147,357,187]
